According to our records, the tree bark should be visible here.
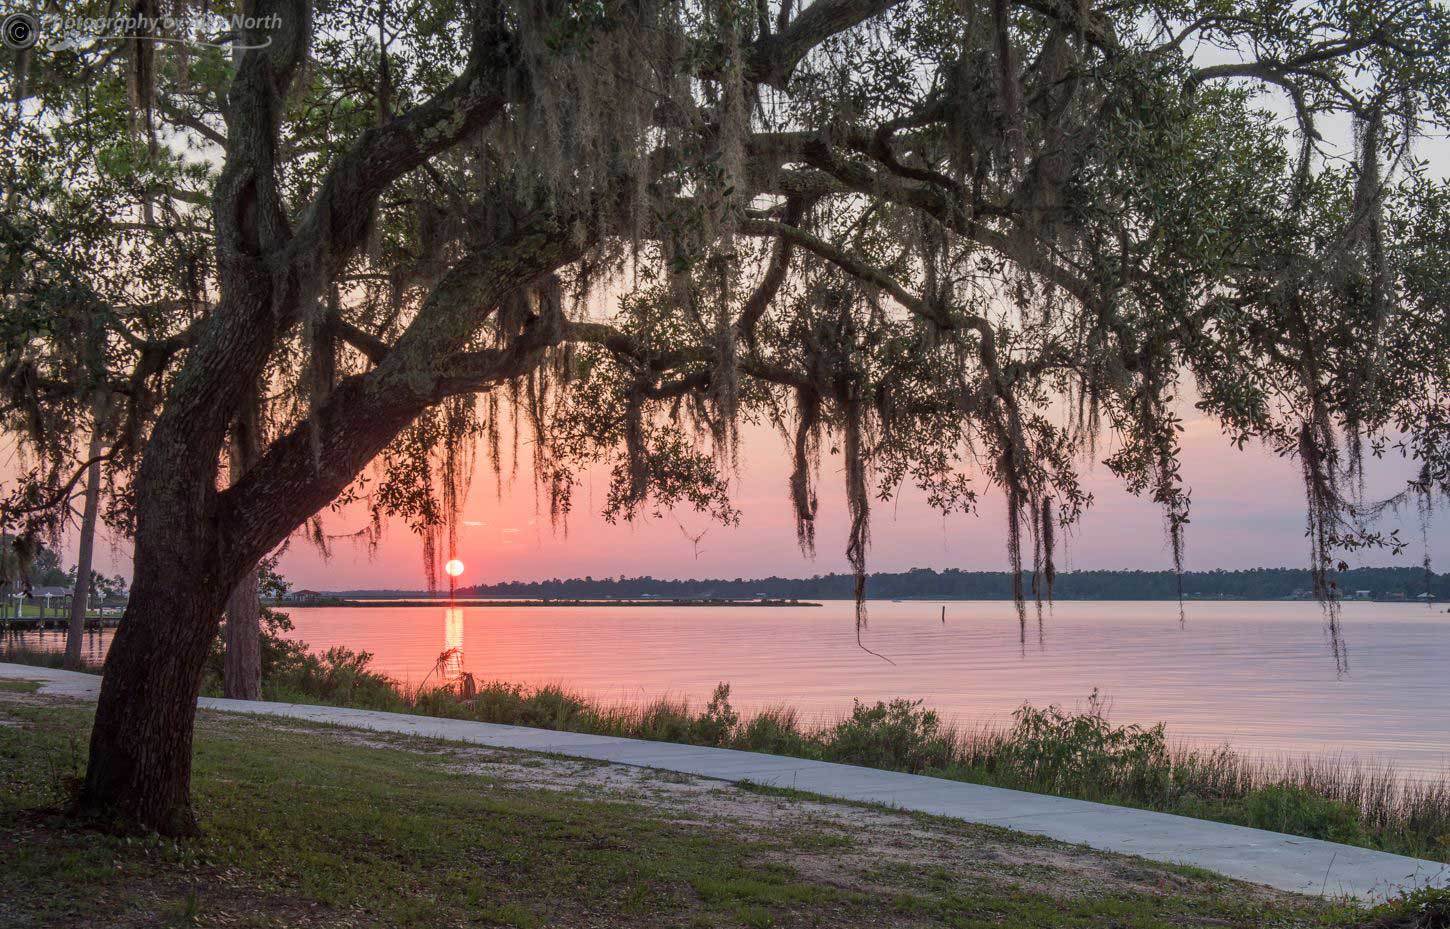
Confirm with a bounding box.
[223,391,263,700]
[223,569,261,700]
[76,575,234,834]
[64,392,107,671]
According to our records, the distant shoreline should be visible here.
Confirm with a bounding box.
[284,566,1447,606]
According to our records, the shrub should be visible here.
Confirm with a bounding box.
[1000,690,1172,799]
[206,606,308,684]
[823,699,954,773]
[690,683,739,746]
[264,645,403,708]
[453,681,589,729]
[526,684,591,730]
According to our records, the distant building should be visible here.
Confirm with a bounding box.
[288,589,325,603]
[24,586,74,618]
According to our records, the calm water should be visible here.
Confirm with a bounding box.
[23,599,1450,774]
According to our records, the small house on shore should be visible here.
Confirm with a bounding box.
[3,585,75,620]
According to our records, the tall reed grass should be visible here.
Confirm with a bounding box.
[0,642,100,672]
[4,638,1446,862]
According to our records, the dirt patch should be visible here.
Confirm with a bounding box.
[0,688,84,712]
[235,714,1293,908]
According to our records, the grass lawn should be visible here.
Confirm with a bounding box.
[0,692,1403,929]
[0,605,115,620]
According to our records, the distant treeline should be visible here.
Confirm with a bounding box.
[453,567,1448,601]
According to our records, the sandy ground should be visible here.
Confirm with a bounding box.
[253,713,1290,908]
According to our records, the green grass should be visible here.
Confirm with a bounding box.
[0,698,1394,929]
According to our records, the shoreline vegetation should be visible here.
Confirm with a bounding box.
[7,639,1447,867]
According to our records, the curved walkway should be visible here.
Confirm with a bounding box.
[6,662,1447,903]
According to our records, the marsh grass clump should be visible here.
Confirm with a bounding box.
[435,681,591,729]
[258,646,409,710]
[1241,784,1367,846]
[0,641,92,671]
[737,705,816,757]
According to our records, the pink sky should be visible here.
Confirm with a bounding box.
[28,393,1433,589]
[229,411,1441,590]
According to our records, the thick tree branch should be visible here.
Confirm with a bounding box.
[218,211,590,566]
[325,315,392,365]
[565,320,815,392]
[736,196,805,344]
[745,0,904,87]
[432,316,565,396]
[752,133,1095,303]
[1016,0,1118,55]
[285,5,517,304]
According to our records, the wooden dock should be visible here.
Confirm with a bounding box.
[0,615,121,632]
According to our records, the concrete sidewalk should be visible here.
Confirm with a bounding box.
[5,662,1446,902]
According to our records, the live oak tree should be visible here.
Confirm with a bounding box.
[1,0,1447,834]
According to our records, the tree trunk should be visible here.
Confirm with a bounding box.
[75,288,269,834]
[64,393,107,670]
[77,565,230,835]
[223,392,263,700]
[223,570,262,700]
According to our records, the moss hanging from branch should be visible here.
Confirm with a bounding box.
[1298,413,1349,674]
[788,385,821,556]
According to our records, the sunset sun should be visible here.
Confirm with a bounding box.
[443,559,465,578]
